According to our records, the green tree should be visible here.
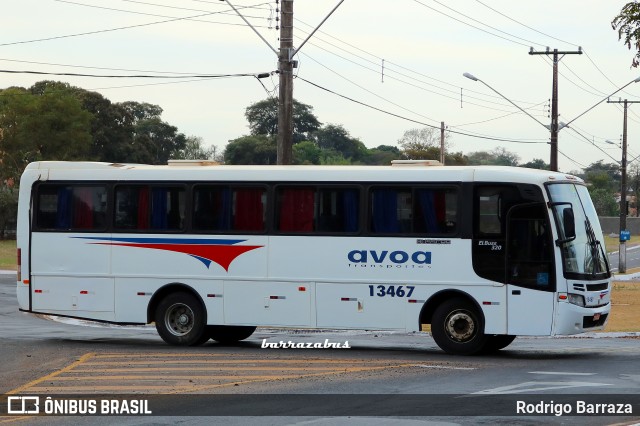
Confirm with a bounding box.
[0,186,18,238]
[293,141,322,164]
[224,135,277,164]
[583,160,621,185]
[585,168,619,216]
[362,145,401,165]
[612,2,640,67]
[314,124,365,161]
[466,147,520,166]
[76,91,135,163]
[172,136,220,161]
[397,127,451,160]
[0,84,92,182]
[244,98,321,143]
[520,158,550,170]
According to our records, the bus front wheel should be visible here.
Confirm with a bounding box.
[155,292,208,346]
[431,298,487,355]
[207,325,257,344]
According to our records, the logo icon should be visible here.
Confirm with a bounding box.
[7,396,39,414]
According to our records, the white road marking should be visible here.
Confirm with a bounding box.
[528,371,596,376]
[415,365,475,370]
[472,381,611,394]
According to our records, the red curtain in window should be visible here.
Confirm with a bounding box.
[73,187,94,229]
[234,188,264,231]
[137,187,149,229]
[279,188,314,232]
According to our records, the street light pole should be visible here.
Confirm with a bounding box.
[606,98,640,273]
[464,73,640,172]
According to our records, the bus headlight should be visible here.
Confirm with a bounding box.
[567,293,585,307]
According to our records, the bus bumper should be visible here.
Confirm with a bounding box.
[553,301,610,335]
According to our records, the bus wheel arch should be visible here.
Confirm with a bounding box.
[420,290,487,355]
[149,283,209,346]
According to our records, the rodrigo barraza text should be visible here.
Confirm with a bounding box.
[516,400,633,416]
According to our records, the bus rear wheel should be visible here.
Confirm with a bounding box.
[431,298,487,355]
[207,325,256,344]
[155,292,208,346]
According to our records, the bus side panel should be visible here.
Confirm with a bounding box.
[316,282,406,329]
[506,285,554,335]
[223,281,312,327]
[30,233,114,320]
[114,278,224,324]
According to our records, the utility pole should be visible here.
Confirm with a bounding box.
[277,0,294,165]
[607,98,640,273]
[440,122,445,165]
[225,0,344,165]
[529,47,582,172]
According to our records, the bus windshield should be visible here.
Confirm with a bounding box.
[547,183,610,279]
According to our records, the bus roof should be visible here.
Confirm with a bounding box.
[22,161,583,185]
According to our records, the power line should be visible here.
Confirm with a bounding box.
[0,69,266,79]
[410,0,536,48]
[0,1,272,47]
[296,75,548,144]
[473,0,579,48]
[294,18,541,107]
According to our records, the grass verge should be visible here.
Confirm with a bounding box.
[0,239,16,270]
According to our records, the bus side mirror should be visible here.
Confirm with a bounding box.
[555,207,576,245]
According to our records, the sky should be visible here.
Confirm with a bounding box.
[2,0,640,172]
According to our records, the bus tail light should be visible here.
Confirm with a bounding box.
[17,248,21,282]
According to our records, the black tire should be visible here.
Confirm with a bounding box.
[207,325,257,344]
[431,297,487,355]
[154,291,208,346]
[482,335,516,353]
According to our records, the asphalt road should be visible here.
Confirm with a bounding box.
[609,244,640,273]
[1,273,639,425]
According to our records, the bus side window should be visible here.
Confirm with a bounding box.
[115,185,185,231]
[277,187,315,232]
[193,185,266,233]
[370,187,411,233]
[36,184,107,231]
[317,188,359,233]
[370,186,456,235]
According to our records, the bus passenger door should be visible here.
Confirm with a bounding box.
[505,203,555,335]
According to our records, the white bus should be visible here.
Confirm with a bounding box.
[16,161,612,355]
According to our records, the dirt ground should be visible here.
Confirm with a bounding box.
[604,282,640,332]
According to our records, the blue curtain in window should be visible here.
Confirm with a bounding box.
[151,188,168,229]
[56,187,72,229]
[217,187,232,230]
[372,189,399,233]
[417,189,438,232]
[342,190,359,232]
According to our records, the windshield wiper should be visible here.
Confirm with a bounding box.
[584,217,610,276]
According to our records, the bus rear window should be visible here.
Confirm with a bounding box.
[36,184,107,231]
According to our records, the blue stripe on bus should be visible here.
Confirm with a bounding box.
[72,237,246,245]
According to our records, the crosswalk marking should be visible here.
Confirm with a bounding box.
[7,352,430,395]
